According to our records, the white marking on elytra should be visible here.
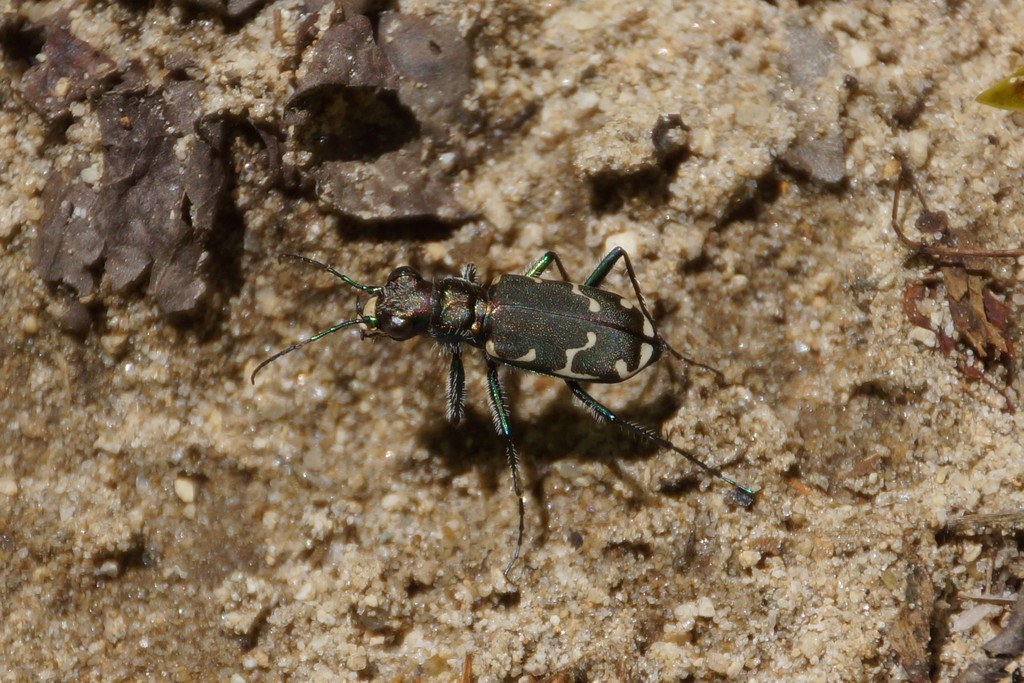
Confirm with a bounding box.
[641,315,655,339]
[638,342,655,369]
[492,274,503,285]
[554,331,598,379]
[485,340,498,357]
[619,297,637,310]
[513,348,537,362]
[614,342,655,379]
[570,283,602,313]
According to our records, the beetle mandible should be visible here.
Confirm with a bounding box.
[251,247,755,578]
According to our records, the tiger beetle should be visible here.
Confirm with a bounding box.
[251,248,756,579]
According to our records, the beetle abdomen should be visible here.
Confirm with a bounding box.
[483,275,662,383]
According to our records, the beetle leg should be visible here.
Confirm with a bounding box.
[587,248,722,377]
[523,251,571,281]
[587,247,670,350]
[446,345,467,425]
[584,247,623,286]
[585,246,655,314]
[563,380,755,502]
[484,358,526,581]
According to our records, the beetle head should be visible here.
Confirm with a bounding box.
[359,266,433,341]
[252,255,429,385]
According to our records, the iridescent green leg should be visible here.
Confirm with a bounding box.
[584,246,654,317]
[523,251,571,280]
[484,358,525,581]
[586,247,720,375]
[564,380,754,503]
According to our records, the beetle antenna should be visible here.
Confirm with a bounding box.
[660,337,725,383]
[251,318,374,384]
[279,253,382,294]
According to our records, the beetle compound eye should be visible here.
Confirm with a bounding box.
[379,312,421,340]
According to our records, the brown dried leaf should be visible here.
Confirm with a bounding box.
[983,289,1015,357]
[97,82,229,313]
[890,555,935,683]
[941,264,970,301]
[36,81,231,315]
[893,170,1020,393]
[902,283,933,330]
[941,269,1011,360]
[378,12,473,138]
[958,593,1024,682]
[35,163,104,295]
[22,22,116,122]
[291,15,399,101]
[291,11,474,222]
[315,148,465,221]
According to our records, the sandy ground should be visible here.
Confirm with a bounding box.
[3,0,1024,680]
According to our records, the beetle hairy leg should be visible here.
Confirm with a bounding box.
[446,347,467,425]
[564,380,755,502]
[484,359,526,583]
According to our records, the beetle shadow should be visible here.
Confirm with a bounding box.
[415,380,711,553]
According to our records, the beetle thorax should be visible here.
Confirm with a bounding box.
[430,276,487,344]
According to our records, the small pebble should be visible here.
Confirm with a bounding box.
[908,326,938,348]
[96,559,120,578]
[174,476,196,503]
[380,492,405,511]
[21,314,39,336]
[346,653,368,671]
[905,130,930,168]
[100,333,129,356]
[738,549,762,569]
[295,582,316,601]
[847,41,874,68]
